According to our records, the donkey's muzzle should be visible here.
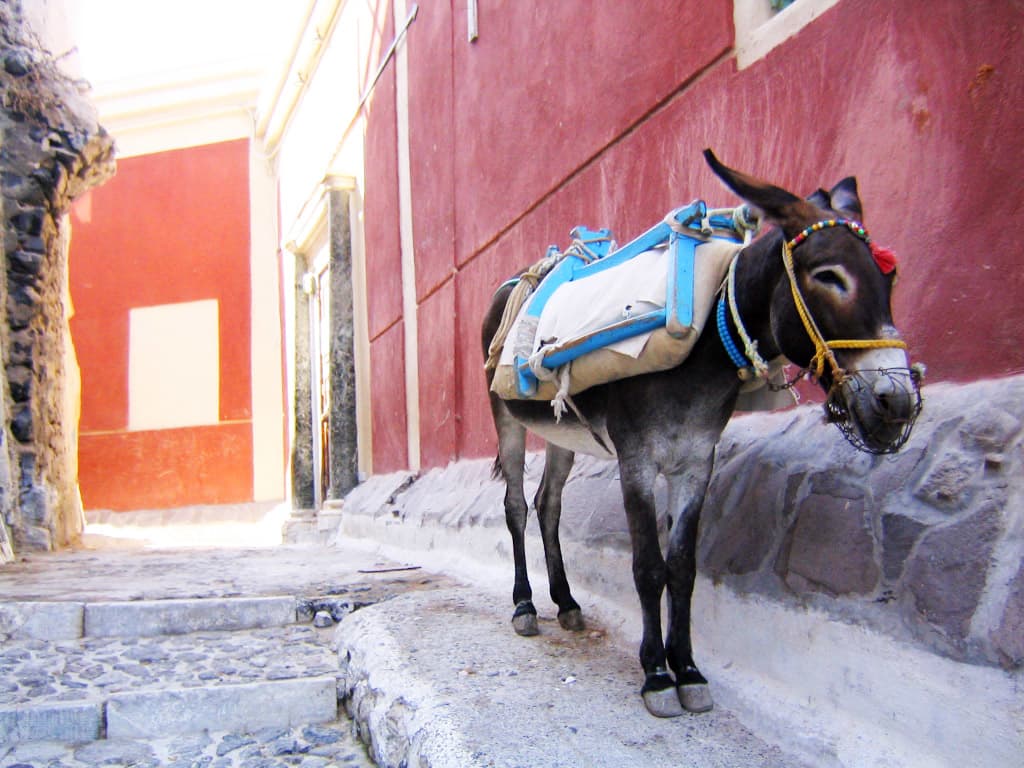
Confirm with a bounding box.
[825,367,923,454]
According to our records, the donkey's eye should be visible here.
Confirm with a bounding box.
[810,266,852,295]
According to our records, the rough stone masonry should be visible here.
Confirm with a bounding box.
[340,375,1024,673]
[0,0,115,560]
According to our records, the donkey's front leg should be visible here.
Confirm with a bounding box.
[534,443,584,631]
[664,451,717,713]
[619,456,684,718]
[489,395,537,636]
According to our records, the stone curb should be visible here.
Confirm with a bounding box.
[105,676,339,740]
[0,600,83,640]
[84,595,298,638]
[0,700,102,743]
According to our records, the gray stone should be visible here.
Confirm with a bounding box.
[880,514,926,580]
[783,492,878,596]
[0,700,102,743]
[8,328,34,365]
[106,676,337,739]
[6,364,31,402]
[913,450,981,510]
[870,443,927,503]
[904,504,1002,647]
[84,595,297,637]
[991,559,1024,669]
[8,249,42,277]
[10,406,32,442]
[216,732,256,756]
[303,723,342,744]
[73,738,156,764]
[8,207,43,235]
[0,600,82,640]
[957,404,1021,453]
[4,51,30,76]
[702,459,791,577]
[17,523,51,551]
[19,485,51,525]
[313,610,334,628]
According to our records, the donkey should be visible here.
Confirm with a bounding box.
[481,150,921,717]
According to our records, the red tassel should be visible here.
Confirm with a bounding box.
[870,243,898,274]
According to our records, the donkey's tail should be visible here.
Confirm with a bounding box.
[490,455,502,480]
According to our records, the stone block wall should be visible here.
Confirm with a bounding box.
[700,376,1023,671]
[0,0,115,559]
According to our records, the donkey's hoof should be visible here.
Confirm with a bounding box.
[512,612,539,636]
[678,683,714,713]
[512,602,539,636]
[557,608,585,632]
[642,687,685,718]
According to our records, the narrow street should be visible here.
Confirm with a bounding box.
[0,513,811,768]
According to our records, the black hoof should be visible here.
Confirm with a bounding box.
[512,600,538,636]
[557,608,585,632]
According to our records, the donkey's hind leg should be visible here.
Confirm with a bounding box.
[534,443,584,631]
[489,394,537,636]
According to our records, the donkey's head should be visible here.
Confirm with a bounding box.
[704,149,921,454]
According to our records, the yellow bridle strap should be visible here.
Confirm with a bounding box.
[781,236,907,381]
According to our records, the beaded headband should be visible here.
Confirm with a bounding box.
[786,218,897,275]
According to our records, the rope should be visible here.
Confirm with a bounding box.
[781,223,908,382]
[483,253,559,371]
[725,255,770,378]
[483,234,612,372]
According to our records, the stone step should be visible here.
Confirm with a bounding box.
[1,594,362,642]
[0,623,342,745]
[85,595,298,638]
[1,677,337,743]
[0,719,376,767]
[0,595,303,641]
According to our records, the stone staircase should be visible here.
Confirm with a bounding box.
[0,593,377,767]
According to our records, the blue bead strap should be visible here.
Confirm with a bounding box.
[716,296,749,369]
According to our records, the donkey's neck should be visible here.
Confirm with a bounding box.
[730,229,786,360]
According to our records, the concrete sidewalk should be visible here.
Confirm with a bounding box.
[337,585,809,768]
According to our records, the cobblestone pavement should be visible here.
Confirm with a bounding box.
[0,625,337,707]
[0,536,458,768]
[1,722,374,767]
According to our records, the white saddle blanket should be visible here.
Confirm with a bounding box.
[492,238,739,401]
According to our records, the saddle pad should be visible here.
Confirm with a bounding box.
[491,238,739,401]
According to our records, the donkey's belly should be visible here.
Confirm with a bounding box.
[521,416,617,460]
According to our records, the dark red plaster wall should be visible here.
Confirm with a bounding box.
[417,279,458,468]
[407,1,456,303]
[363,2,403,341]
[366,0,1024,469]
[450,0,733,264]
[369,319,409,473]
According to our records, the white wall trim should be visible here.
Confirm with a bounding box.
[348,187,373,478]
[249,139,286,501]
[734,0,842,69]
[394,0,420,472]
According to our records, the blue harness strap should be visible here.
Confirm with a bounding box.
[511,201,749,397]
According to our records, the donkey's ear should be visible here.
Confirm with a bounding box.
[828,176,863,219]
[703,149,819,237]
[807,188,831,208]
